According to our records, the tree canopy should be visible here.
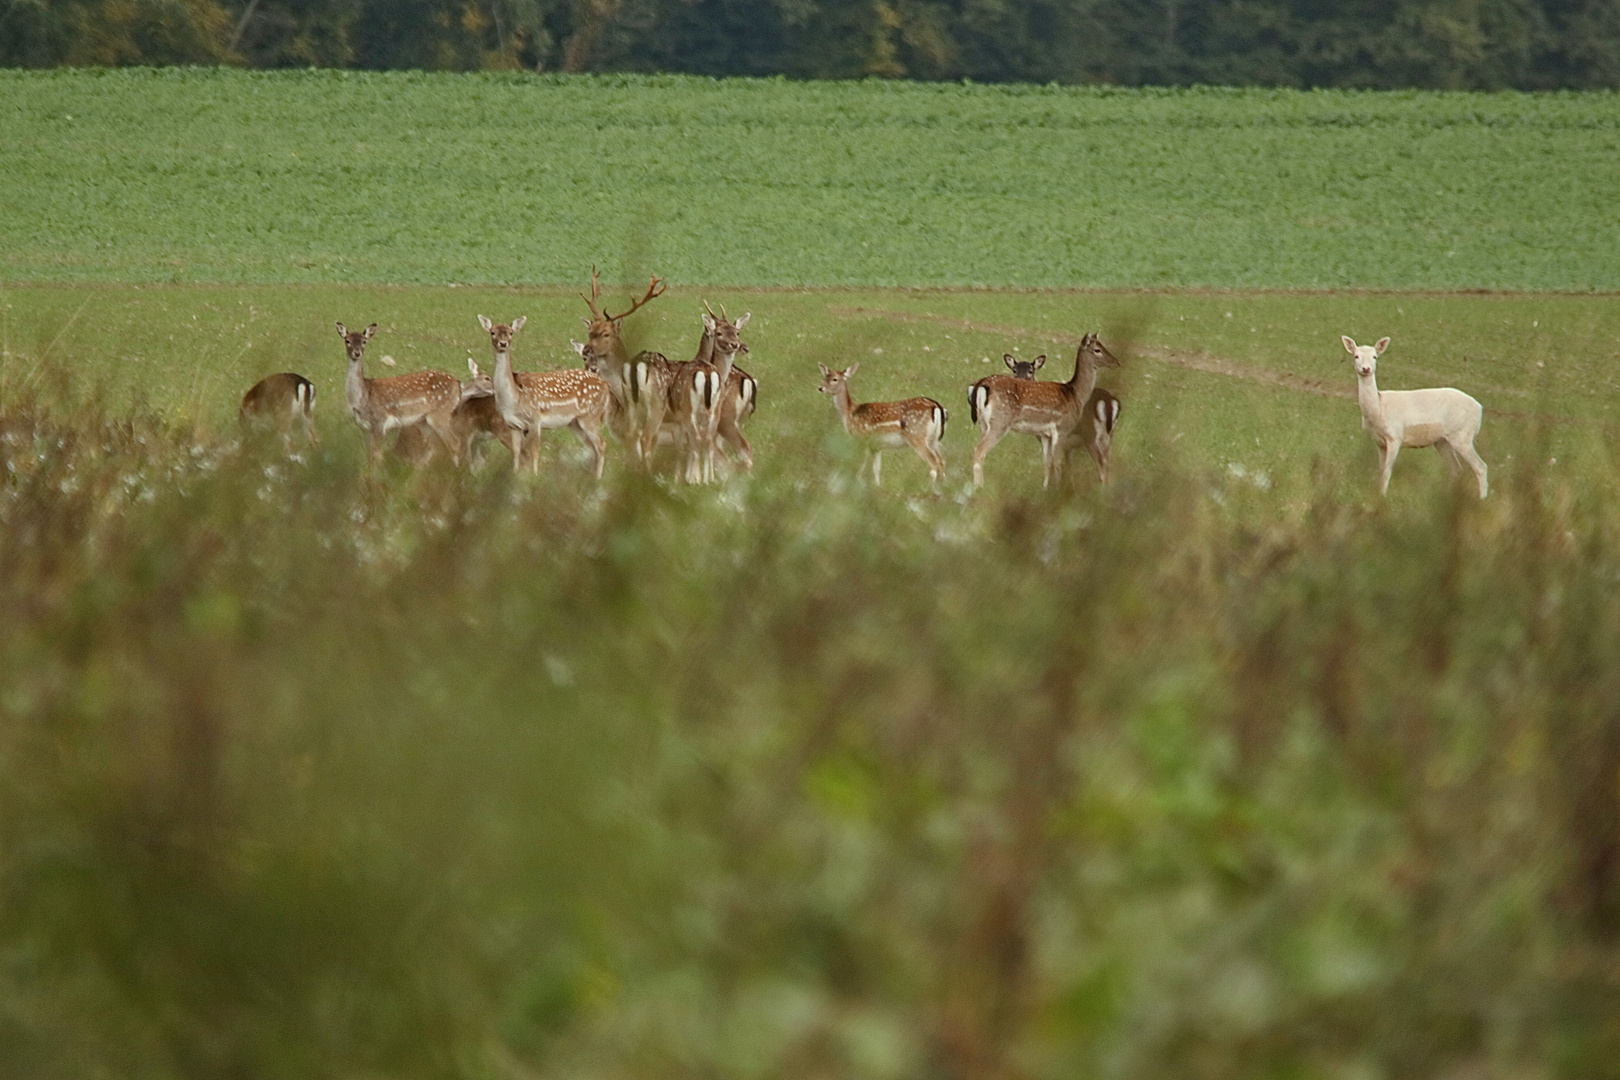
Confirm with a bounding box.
[3,0,1618,87]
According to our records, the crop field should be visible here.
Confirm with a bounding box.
[5,71,1620,1080]
[3,70,1620,290]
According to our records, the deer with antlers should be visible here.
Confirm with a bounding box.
[480,315,610,478]
[628,303,753,482]
[968,333,1121,489]
[580,268,669,459]
[818,363,947,485]
[338,323,464,462]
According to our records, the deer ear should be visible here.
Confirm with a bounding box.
[1374,336,1390,355]
[571,339,586,356]
[363,324,377,340]
[735,312,750,329]
[335,321,347,336]
[1004,354,1017,370]
[702,313,716,331]
[581,317,593,328]
[1034,354,1046,367]
[817,363,830,377]
[846,362,859,378]
[479,315,493,332]
[512,316,526,332]
[1341,336,1358,355]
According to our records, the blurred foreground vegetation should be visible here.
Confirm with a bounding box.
[4,377,1620,1079]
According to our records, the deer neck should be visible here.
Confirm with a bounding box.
[345,354,370,419]
[492,345,521,424]
[1067,355,1098,403]
[712,343,739,385]
[1356,371,1385,434]
[831,381,858,432]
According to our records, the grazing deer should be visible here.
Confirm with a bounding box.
[991,354,1121,486]
[968,333,1121,489]
[817,363,946,485]
[479,315,611,478]
[451,357,525,468]
[239,372,318,445]
[580,268,668,458]
[338,323,463,462]
[1342,335,1487,498]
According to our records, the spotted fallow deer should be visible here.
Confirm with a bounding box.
[1342,335,1487,498]
[338,323,463,461]
[480,315,611,478]
[450,357,524,467]
[817,363,947,485]
[968,333,1121,489]
[634,304,753,482]
[990,353,1121,485]
[580,268,668,458]
[239,372,319,445]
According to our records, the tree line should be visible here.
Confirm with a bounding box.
[3,0,1618,88]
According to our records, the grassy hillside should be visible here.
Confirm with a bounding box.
[1,70,1618,289]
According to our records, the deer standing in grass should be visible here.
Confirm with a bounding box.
[450,357,524,467]
[633,305,753,482]
[1343,335,1487,498]
[580,269,668,459]
[987,353,1122,485]
[481,315,611,478]
[968,333,1121,489]
[339,323,463,462]
[239,372,319,445]
[817,363,947,485]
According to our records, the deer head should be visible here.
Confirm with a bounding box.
[1004,353,1045,379]
[702,302,751,358]
[1341,335,1389,378]
[581,267,666,360]
[335,322,377,364]
[1075,333,1122,372]
[478,314,527,354]
[816,362,858,394]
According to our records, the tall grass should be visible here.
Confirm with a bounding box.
[3,381,1620,1079]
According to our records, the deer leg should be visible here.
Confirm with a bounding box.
[1092,433,1111,485]
[971,418,1012,489]
[719,416,754,472]
[1378,441,1400,495]
[1040,434,1063,489]
[1436,439,1463,477]
[1454,439,1488,499]
[422,412,461,467]
[570,418,606,479]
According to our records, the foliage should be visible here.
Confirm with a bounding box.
[3,70,1620,291]
[4,357,1620,1076]
[3,0,1620,86]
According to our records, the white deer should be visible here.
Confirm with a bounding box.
[1342,335,1487,499]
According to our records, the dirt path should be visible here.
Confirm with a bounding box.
[827,305,1588,427]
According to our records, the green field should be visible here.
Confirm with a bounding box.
[3,69,1619,289]
[6,73,1620,1080]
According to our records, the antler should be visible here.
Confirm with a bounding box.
[581,269,667,324]
[606,274,666,322]
[580,265,605,320]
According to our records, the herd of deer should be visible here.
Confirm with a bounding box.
[238,272,1490,498]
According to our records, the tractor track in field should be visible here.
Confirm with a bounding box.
[828,305,1597,429]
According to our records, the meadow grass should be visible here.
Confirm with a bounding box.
[2,70,1619,289]
[7,67,1620,1080]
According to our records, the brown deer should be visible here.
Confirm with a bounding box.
[450,357,524,468]
[239,372,318,445]
[988,352,1121,486]
[580,268,668,459]
[817,363,947,485]
[480,315,611,478]
[968,333,1121,488]
[338,323,463,462]
[633,304,752,482]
